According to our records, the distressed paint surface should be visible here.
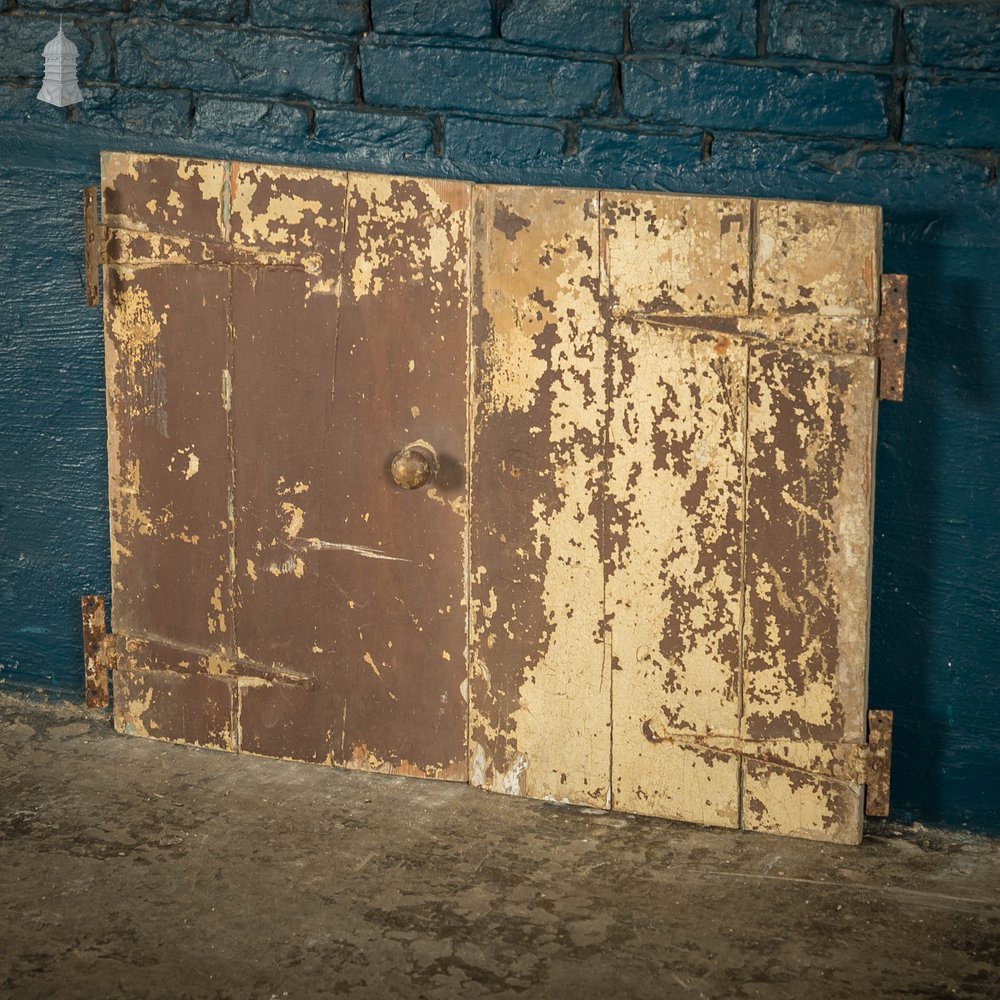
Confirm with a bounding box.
[597,192,881,842]
[602,193,751,316]
[469,184,609,807]
[742,346,877,748]
[753,201,881,318]
[102,254,234,653]
[228,167,350,767]
[607,323,747,826]
[113,666,236,752]
[331,172,470,779]
[230,166,471,777]
[101,154,887,843]
[742,757,864,845]
[104,154,470,781]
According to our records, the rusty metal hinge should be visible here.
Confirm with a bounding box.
[81,595,113,708]
[84,186,102,308]
[864,709,893,817]
[876,274,908,402]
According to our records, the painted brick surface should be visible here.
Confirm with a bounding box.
[2,13,112,81]
[18,0,120,10]
[623,59,889,138]
[903,76,1000,149]
[361,42,615,119]
[575,126,704,190]
[501,0,623,55]
[193,97,308,147]
[443,116,565,183]
[311,108,434,164]
[77,86,193,137]
[129,0,247,22]
[371,0,492,39]
[115,21,356,104]
[629,0,756,58]
[905,5,1000,72]
[765,0,894,65]
[249,0,368,35]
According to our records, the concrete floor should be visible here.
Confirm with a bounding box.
[1,694,998,1000]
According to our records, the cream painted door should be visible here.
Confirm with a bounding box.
[470,188,888,844]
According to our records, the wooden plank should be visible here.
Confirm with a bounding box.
[606,323,747,827]
[337,173,470,781]
[601,193,751,317]
[113,665,236,752]
[469,185,609,807]
[752,200,881,320]
[231,168,469,779]
[238,680,344,765]
[742,758,864,845]
[104,260,234,654]
[741,344,877,842]
[101,153,227,242]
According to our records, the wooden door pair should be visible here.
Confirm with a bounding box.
[94,153,897,844]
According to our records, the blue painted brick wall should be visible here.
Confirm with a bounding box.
[0,0,998,835]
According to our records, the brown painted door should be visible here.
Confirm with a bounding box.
[104,154,469,779]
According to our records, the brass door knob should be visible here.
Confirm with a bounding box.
[391,442,438,490]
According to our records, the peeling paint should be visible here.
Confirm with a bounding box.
[102,154,884,844]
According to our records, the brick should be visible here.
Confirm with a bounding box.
[115,21,355,104]
[128,0,247,22]
[500,0,623,55]
[361,41,615,119]
[74,86,193,136]
[443,116,565,183]
[623,58,889,139]
[575,126,704,190]
[905,5,1000,72]
[629,0,756,58]
[311,107,434,163]
[371,0,492,39]
[250,0,368,35]
[17,0,121,10]
[903,76,1000,149]
[1,13,112,81]
[766,0,894,64]
[193,97,308,148]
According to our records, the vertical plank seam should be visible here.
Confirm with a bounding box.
[599,188,614,812]
[465,185,476,783]
[736,199,759,829]
[223,162,240,747]
[334,171,352,766]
